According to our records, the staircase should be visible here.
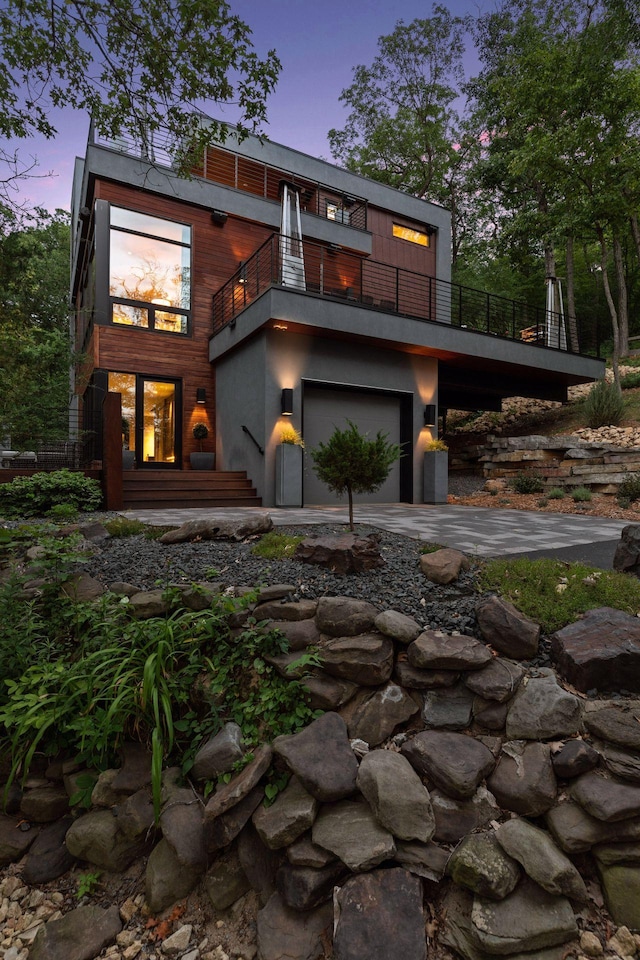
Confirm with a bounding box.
[122,470,261,510]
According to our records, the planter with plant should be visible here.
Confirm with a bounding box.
[276,425,304,507]
[424,438,448,504]
[190,423,215,470]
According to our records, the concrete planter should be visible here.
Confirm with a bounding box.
[190,452,215,470]
[275,444,303,507]
[122,450,135,470]
[424,450,448,504]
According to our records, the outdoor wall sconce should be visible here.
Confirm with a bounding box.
[211,209,228,226]
[424,404,437,427]
[237,262,247,284]
[281,388,293,416]
[196,388,207,404]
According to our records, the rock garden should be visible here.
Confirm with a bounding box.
[2,511,640,960]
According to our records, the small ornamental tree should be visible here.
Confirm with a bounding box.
[310,420,401,531]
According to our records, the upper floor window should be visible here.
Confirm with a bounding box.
[392,223,429,247]
[109,207,191,334]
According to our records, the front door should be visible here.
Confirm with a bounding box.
[108,373,181,468]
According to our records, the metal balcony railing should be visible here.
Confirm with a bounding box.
[211,235,601,357]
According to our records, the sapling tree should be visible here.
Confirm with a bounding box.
[310,420,401,531]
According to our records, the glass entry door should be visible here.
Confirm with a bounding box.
[108,373,181,468]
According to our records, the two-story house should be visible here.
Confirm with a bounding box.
[70,121,604,509]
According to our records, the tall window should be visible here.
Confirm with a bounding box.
[109,207,191,334]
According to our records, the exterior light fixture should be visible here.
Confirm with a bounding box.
[196,388,207,404]
[424,404,437,427]
[281,388,293,416]
[237,262,247,284]
[273,323,288,331]
[211,209,228,226]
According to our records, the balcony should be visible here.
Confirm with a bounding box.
[211,234,601,358]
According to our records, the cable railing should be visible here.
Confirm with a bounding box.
[212,235,601,357]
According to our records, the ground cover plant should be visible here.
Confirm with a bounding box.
[0,470,101,518]
[251,531,304,559]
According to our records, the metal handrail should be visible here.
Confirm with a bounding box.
[241,425,264,456]
[211,234,600,358]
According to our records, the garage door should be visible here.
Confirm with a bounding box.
[303,386,401,504]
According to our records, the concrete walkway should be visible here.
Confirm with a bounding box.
[121,502,629,566]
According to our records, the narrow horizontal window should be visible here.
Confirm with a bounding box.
[393,223,429,247]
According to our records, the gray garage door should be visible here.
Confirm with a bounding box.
[303,386,401,504]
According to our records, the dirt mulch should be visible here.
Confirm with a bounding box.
[449,490,640,522]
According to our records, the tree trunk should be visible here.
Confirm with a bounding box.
[347,486,354,531]
[565,236,580,352]
[613,230,629,357]
[630,213,640,268]
[596,226,621,392]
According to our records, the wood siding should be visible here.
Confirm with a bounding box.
[368,206,437,276]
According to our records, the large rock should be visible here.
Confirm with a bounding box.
[61,572,105,602]
[252,776,318,849]
[256,893,332,960]
[583,700,640,749]
[613,523,640,576]
[191,722,244,781]
[20,784,70,822]
[205,785,265,853]
[487,741,557,816]
[114,787,155,841]
[158,514,273,543]
[475,596,540,660]
[552,608,640,692]
[333,869,426,960]
[127,589,171,618]
[431,787,500,843]
[546,799,640,853]
[470,877,577,955]
[204,745,272,819]
[356,751,435,842]
[254,599,318,622]
[420,548,470,585]
[447,831,520,900]
[294,533,384,573]
[595,861,640,931]
[505,672,582,740]
[551,739,600,779]
[268,618,321,650]
[315,596,379,636]
[22,816,75,883]
[160,786,206,871]
[274,712,358,802]
[463,657,525,703]
[495,817,588,901]
[408,631,492,671]
[344,682,420,746]
[287,835,337,869]
[374,610,422,645]
[276,860,347,911]
[394,840,450,881]
[422,683,475,730]
[319,633,394,685]
[570,770,640,822]
[393,660,459,689]
[145,838,203,913]
[302,673,358,711]
[312,800,396,871]
[402,730,496,800]
[601,743,640,783]
[238,821,280,906]
[204,847,250,911]
[65,810,146,871]
[29,904,121,960]
[0,814,38,866]
[111,742,152,793]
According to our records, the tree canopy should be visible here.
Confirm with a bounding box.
[0,0,280,223]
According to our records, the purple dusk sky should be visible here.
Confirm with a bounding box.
[8,0,490,215]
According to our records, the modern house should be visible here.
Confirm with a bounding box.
[70,120,604,509]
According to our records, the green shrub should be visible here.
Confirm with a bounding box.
[104,517,148,537]
[547,488,564,499]
[47,503,79,522]
[621,371,640,390]
[0,470,102,519]
[571,486,592,502]
[510,473,544,494]
[617,473,640,505]
[537,498,548,507]
[252,532,304,559]
[583,379,625,428]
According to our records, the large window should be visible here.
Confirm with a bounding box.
[109,207,191,334]
[392,223,429,247]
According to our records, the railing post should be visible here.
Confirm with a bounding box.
[102,392,123,510]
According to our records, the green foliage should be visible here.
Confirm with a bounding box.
[547,487,565,499]
[583,380,625,428]
[420,543,446,554]
[251,532,304,559]
[425,438,448,451]
[537,498,548,507]
[47,503,79,523]
[617,473,640,505]
[621,371,640,389]
[0,470,101,518]
[192,423,209,441]
[75,870,101,900]
[480,557,640,633]
[571,486,592,502]
[104,517,148,538]
[510,473,544,494]
[310,420,400,530]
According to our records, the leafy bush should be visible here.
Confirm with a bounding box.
[571,486,592,502]
[583,379,625,428]
[547,487,564,499]
[47,503,79,522]
[0,470,101,518]
[617,473,640,505]
[510,473,544,494]
[621,371,640,390]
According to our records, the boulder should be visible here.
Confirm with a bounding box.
[127,589,170,618]
[546,799,640,853]
[551,739,600,779]
[487,741,557,817]
[22,816,75,883]
[111,742,152,793]
[470,877,577,955]
[252,776,318,850]
[315,596,379,636]
[192,722,244,781]
[29,904,121,960]
[393,840,450,881]
[595,862,640,931]
[343,682,420,746]
[423,682,475,730]
[65,810,146,871]
[356,751,435,842]
[204,847,250,911]
[276,860,347,911]
[463,658,525,703]
[254,599,318,622]
[114,788,155,841]
[475,596,540,660]
[267,618,321,650]
[401,730,496,800]
[601,744,640,783]
[583,700,640,750]
[287,835,337,869]
[204,784,265,853]
[61,572,106,602]
[158,514,273,543]
[447,831,520,900]
[430,787,500,844]
[160,786,206,871]
[551,608,640,692]
[19,784,70,822]
[333,869,426,960]
[420,548,470,585]
[505,672,582,740]
[374,610,422,645]
[204,745,272,819]
[319,633,394,685]
[495,817,588,901]
[302,673,358,710]
[408,631,492,671]
[312,800,396,871]
[256,893,332,960]
[237,821,281,906]
[273,712,358,801]
[613,524,640,576]
[472,697,509,730]
[294,533,384,573]
[0,814,38,866]
[393,660,459,689]
[570,770,640,822]
[145,839,203,913]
